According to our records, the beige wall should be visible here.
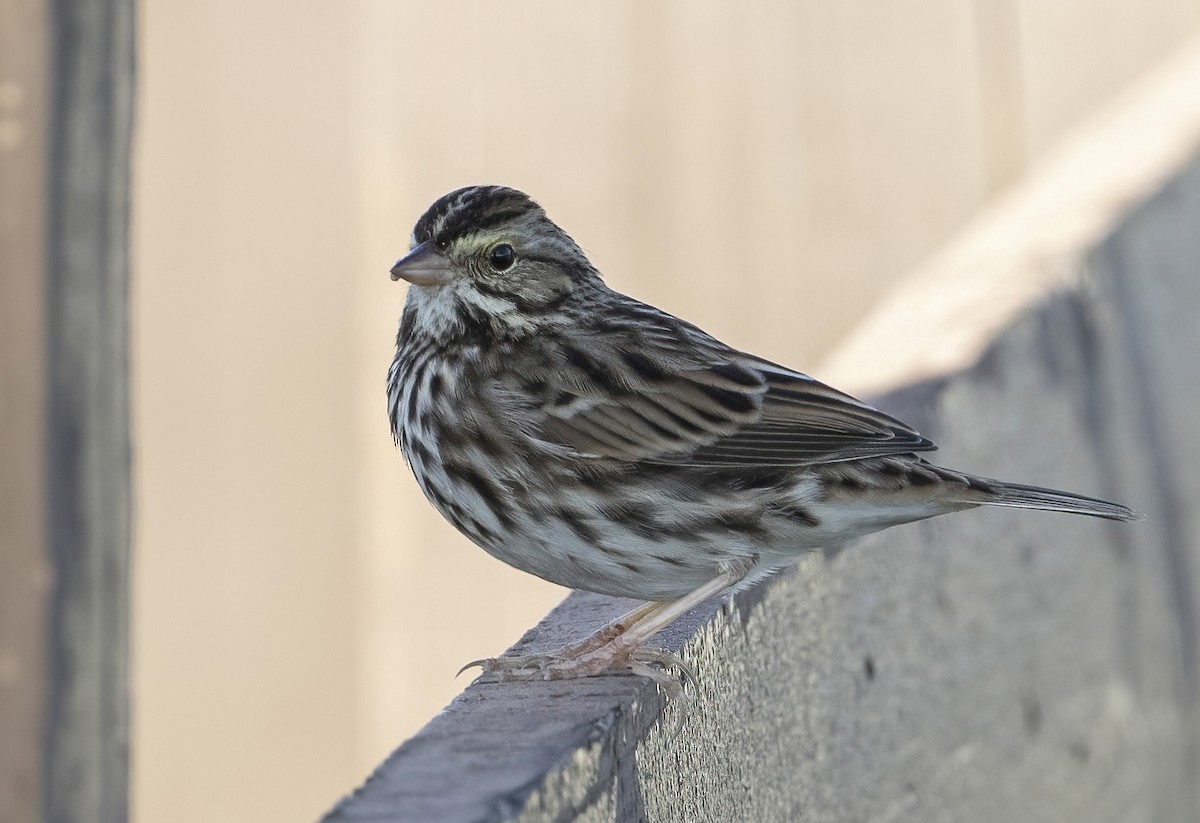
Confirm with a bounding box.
[132,2,1200,821]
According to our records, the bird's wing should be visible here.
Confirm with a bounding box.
[670,358,935,466]
[504,308,934,467]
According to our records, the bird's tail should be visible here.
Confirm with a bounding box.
[975,479,1143,522]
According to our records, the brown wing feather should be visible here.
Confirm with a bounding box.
[532,342,761,461]
[512,300,935,467]
[675,359,935,466]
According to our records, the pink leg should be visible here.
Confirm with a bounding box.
[459,563,748,684]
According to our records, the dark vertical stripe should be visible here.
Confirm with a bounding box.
[44,0,136,819]
[444,463,514,529]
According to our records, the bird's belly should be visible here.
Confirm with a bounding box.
[485,518,734,602]
[409,457,758,600]
[409,443,955,601]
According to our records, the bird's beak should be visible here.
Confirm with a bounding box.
[389,242,455,285]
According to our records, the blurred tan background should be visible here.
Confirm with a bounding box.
[131,2,1200,821]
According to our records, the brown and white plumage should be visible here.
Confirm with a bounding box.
[387,185,1139,681]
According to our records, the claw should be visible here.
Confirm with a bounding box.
[456,658,489,678]
[456,654,560,682]
[629,648,698,687]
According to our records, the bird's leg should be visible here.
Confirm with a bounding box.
[457,600,666,680]
[460,564,747,684]
[551,599,665,656]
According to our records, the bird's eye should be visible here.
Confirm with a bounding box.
[433,236,449,252]
[489,243,515,271]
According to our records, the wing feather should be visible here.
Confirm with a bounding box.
[502,299,935,467]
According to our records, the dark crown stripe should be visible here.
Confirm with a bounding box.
[415,185,542,244]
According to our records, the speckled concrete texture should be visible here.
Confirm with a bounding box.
[323,45,1200,823]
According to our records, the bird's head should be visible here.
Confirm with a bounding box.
[391,186,598,342]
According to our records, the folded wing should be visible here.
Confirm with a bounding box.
[510,303,934,467]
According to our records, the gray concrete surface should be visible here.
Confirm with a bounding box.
[323,46,1200,823]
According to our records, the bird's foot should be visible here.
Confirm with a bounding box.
[459,643,693,694]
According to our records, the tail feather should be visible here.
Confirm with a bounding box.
[980,480,1144,522]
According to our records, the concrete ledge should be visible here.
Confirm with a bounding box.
[324,40,1200,823]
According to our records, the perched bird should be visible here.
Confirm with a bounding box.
[387,185,1140,683]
